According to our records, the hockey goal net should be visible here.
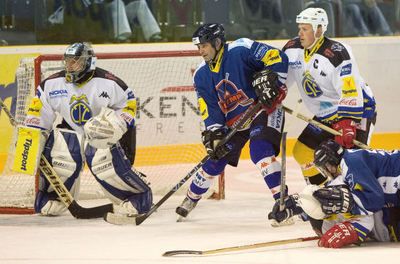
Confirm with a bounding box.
[0,50,224,214]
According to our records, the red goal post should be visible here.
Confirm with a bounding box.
[0,50,225,215]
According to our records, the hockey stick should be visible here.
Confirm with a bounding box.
[104,102,264,225]
[0,98,113,219]
[279,131,287,211]
[162,235,319,256]
[282,105,370,150]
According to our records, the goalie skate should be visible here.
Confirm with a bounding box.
[176,197,198,222]
[113,200,139,217]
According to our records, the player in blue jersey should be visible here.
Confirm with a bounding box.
[175,23,289,221]
[269,139,400,248]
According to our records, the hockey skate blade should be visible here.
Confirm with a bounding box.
[176,215,186,222]
[270,217,295,228]
[103,212,138,225]
[163,250,202,257]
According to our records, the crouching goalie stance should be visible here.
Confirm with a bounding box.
[13,42,152,217]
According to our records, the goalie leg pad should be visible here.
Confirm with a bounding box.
[86,144,152,214]
[12,126,46,175]
[34,128,84,215]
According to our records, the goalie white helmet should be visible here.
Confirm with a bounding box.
[84,108,127,149]
[64,42,96,83]
[296,8,329,35]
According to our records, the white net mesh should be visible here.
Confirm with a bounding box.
[0,52,221,212]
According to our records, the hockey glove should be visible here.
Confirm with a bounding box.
[252,69,287,113]
[201,128,231,160]
[268,194,303,223]
[332,119,357,148]
[313,185,354,215]
[318,221,359,248]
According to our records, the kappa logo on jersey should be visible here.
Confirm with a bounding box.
[99,91,110,99]
[340,64,352,76]
[302,71,323,98]
[215,78,253,113]
[69,94,92,126]
[49,89,68,98]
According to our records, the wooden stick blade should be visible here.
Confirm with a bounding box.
[162,250,202,257]
[162,236,319,257]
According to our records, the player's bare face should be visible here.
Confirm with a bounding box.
[298,24,315,49]
[64,56,85,73]
[325,163,339,177]
[197,43,216,63]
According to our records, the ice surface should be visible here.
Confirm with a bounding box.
[0,159,398,264]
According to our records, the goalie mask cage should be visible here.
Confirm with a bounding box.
[0,50,225,215]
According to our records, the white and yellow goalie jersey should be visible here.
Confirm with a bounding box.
[24,67,137,134]
[283,37,376,123]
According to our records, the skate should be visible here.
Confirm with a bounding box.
[175,197,198,221]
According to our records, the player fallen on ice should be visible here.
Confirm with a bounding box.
[175,23,290,224]
[16,42,152,217]
[268,139,400,248]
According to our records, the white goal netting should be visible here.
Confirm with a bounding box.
[0,51,223,213]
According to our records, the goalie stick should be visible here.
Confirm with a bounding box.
[0,98,113,219]
[104,101,264,225]
[282,105,370,150]
[162,235,319,256]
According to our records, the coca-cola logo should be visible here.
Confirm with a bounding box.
[339,98,357,106]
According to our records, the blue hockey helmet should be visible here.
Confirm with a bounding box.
[64,42,96,83]
[314,139,344,178]
[192,23,225,47]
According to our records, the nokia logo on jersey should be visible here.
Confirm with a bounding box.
[289,61,302,68]
[49,89,68,98]
[99,91,110,99]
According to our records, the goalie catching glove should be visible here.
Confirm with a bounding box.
[84,107,127,149]
[252,69,287,113]
[201,128,231,160]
